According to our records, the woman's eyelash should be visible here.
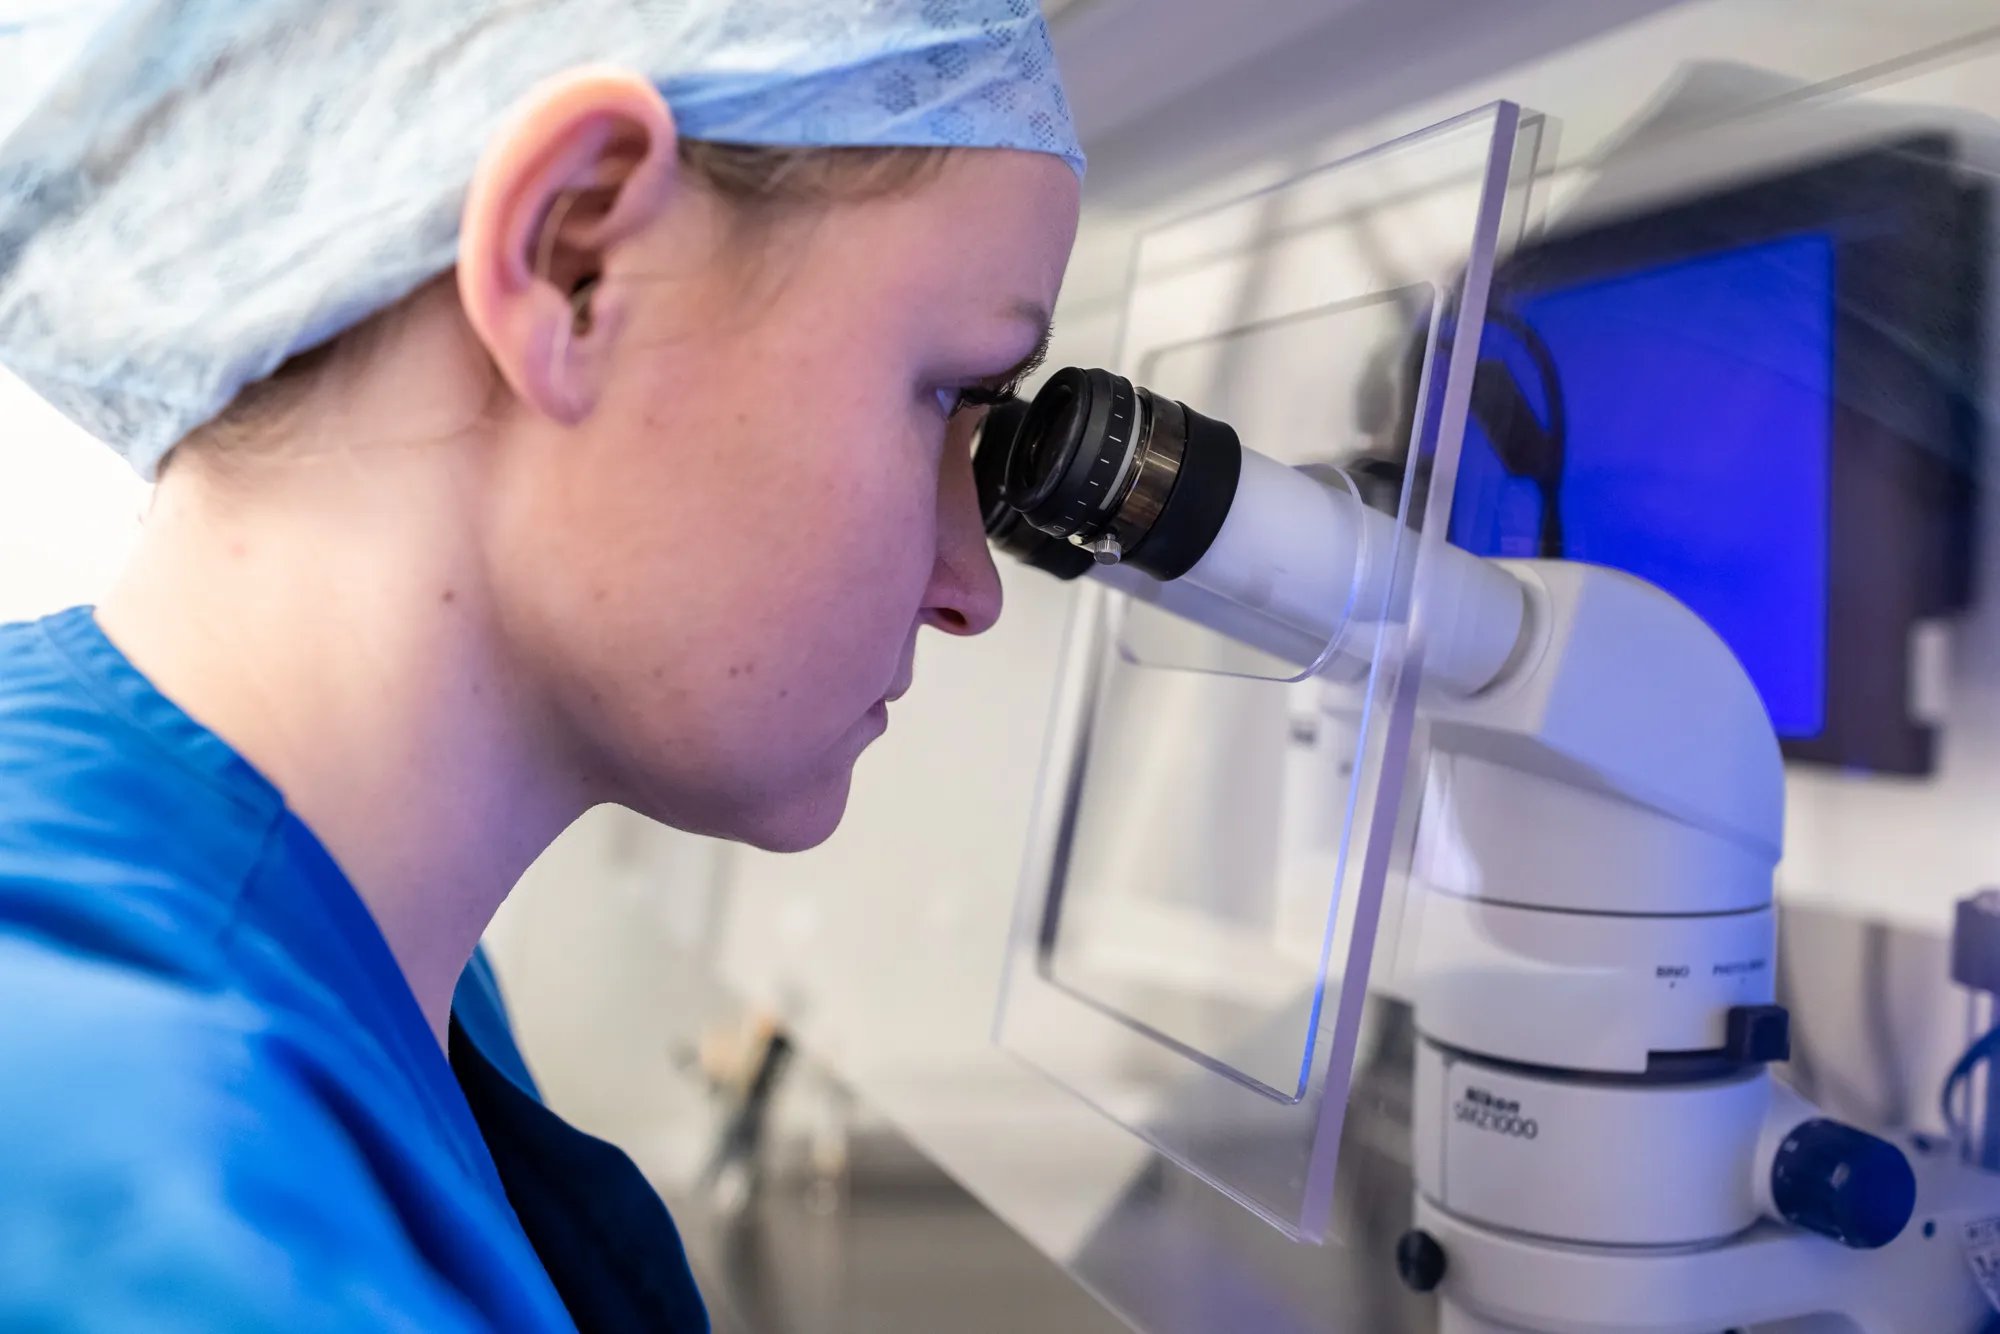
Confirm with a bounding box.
[948,380,1023,416]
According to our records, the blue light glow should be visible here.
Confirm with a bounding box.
[1450,234,1836,737]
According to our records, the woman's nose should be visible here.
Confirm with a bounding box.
[925,447,1005,636]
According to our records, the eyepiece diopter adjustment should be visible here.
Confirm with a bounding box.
[1000,367,1243,581]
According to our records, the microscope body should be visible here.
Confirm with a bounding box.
[974,371,1997,1333]
[1392,560,1994,1334]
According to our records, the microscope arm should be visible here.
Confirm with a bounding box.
[1389,559,1997,1334]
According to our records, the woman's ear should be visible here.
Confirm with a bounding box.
[458,67,680,425]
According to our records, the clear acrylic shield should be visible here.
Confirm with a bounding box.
[995,101,1551,1241]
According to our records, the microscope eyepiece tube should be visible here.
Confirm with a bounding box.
[983,369,1528,697]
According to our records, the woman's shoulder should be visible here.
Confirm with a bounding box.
[0,931,491,1328]
[0,923,352,1182]
[0,611,297,985]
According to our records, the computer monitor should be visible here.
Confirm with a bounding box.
[1451,135,1986,774]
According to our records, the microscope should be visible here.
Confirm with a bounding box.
[976,370,2000,1334]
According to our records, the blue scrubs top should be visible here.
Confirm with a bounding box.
[0,608,708,1332]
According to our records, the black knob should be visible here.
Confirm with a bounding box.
[1395,1230,1448,1293]
[1723,1004,1792,1065]
[1770,1119,1916,1250]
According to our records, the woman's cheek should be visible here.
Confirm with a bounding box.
[784,412,943,634]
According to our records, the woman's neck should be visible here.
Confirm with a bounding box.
[97,443,593,1049]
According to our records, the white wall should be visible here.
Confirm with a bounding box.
[0,373,144,619]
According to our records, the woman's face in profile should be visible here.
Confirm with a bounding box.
[486,147,1081,851]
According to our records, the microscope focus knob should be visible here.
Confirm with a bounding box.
[1395,1230,1448,1292]
[1769,1119,1917,1250]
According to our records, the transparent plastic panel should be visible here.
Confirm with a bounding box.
[996,102,1549,1240]
[1113,291,1433,685]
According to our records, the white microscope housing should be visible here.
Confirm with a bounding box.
[1393,562,1972,1334]
[977,371,1995,1334]
[1404,555,1801,1252]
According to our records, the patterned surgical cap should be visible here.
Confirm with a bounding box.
[0,0,1083,476]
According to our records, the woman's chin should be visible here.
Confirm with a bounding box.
[618,733,876,853]
[730,773,855,853]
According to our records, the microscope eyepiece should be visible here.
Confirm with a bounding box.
[972,393,1095,581]
[998,367,1243,581]
[1003,367,1104,517]
[978,365,1529,694]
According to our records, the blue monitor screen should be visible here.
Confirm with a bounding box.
[1448,233,1836,738]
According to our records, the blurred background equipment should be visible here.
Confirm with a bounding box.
[1370,133,1985,776]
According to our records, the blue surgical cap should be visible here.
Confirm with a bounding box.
[0,1,1084,478]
